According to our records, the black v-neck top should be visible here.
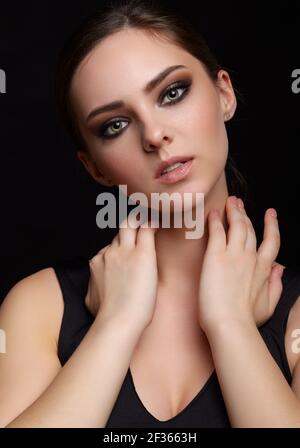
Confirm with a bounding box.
[53,258,300,427]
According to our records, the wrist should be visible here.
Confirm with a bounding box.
[203,315,257,341]
[93,312,144,343]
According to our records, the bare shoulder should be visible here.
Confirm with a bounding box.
[285,292,300,377]
[0,267,64,349]
[0,267,64,426]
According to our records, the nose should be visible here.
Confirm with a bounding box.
[142,121,173,153]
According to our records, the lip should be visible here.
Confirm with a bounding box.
[155,158,194,184]
[155,156,194,179]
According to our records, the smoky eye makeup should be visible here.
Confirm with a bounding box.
[91,76,193,140]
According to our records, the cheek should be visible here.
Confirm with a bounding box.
[185,90,228,164]
[186,89,224,137]
[93,150,144,190]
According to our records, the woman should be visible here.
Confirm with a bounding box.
[1,0,300,428]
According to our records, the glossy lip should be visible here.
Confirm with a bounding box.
[155,158,194,184]
[155,156,194,178]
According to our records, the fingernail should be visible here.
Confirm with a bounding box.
[230,196,238,205]
[277,265,284,276]
[237,198,244,209]
[269,209,277,218]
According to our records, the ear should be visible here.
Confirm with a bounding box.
[216,70,237,122]
[76,150,114,187]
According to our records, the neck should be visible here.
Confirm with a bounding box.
[155,171,229,293]
[134,173,230,352]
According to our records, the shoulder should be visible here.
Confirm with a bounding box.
[285,292,300,399]
[285,291,300,375]
[282,264,300,398]
[0,267,64,354]
[0,267,64,426]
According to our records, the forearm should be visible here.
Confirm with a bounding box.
[206,319,300,427]
[6,317,141,428]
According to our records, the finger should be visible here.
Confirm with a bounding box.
[257,209,280,266]
[206,208,226,252]
[136,221,158,249]
[111,233,120,248]
[94,243,111,257]
[237,199,257,252]
[118,214,139,247]
[226,196,248,251]
[89,249,106,269]
[267,263,285,314]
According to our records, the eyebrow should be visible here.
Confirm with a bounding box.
[86,64,188,122]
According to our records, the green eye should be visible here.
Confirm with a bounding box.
[106,120,127,137]
[160,81,190,105]
[98,118,129,139]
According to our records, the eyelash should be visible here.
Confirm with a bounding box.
[97,79,192,140]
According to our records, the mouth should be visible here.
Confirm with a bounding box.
[155,157,194,184]
[155,156,194,178]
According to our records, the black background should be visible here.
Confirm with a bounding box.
[0,0,299,301]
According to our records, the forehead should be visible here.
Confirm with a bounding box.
[70,28,201,117]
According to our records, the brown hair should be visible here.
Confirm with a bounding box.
[54,0,248,199]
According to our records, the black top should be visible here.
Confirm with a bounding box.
[53,258,300,428]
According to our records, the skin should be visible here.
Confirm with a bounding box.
[70,29,239,409]
[72,27,233,313]
[69,28,300,424]
[71,28,280,333]
[1,28,300,428]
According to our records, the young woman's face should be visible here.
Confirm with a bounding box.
[71,28,236,204]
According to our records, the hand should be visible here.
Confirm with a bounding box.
[85,215,158,334]
[198,195,285,334]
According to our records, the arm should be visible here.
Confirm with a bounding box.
[198,196,300,427]
[0,268,141,428]
[206,318,300,427]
